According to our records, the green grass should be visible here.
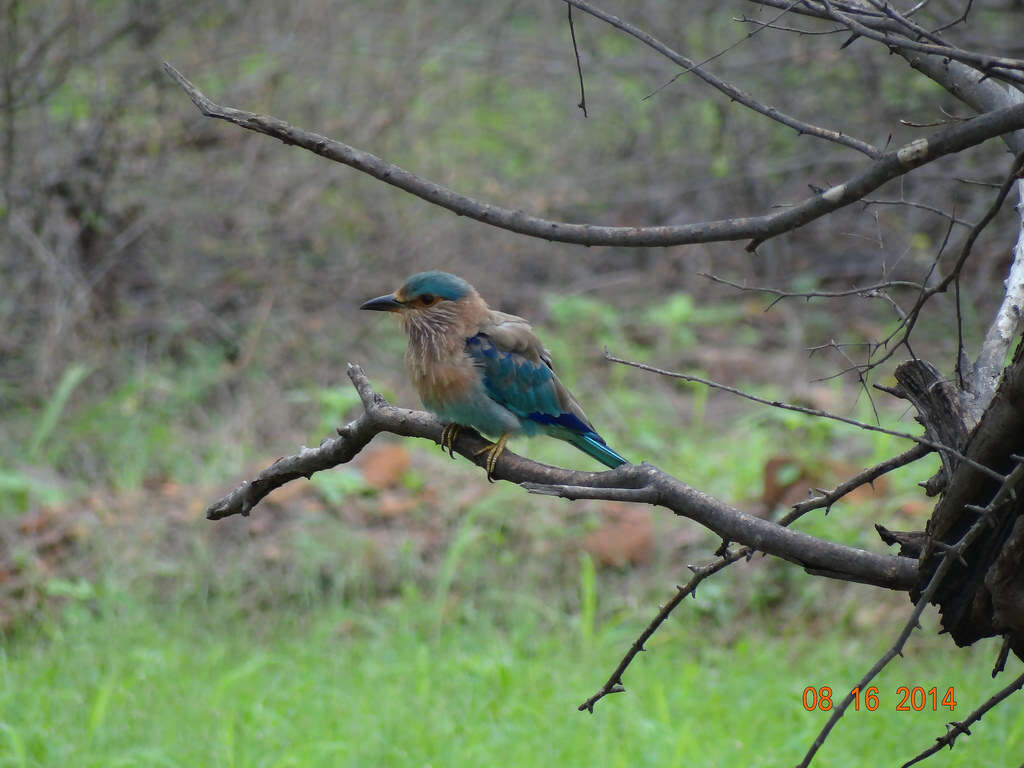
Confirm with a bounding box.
[1,595,1021,768]
[4,297,1012,767]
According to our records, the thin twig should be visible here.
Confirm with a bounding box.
[815,0,1024,86]
[859,197,974,228]
[606,353,1005,483]
[580,443,932,712]
[579,548,749,712]
[797,461,1024,767]
[643,0,805,102]
[901,671,1024,767]
[792,444,932,515]
[733,14,846,35]
[699,271,923,311]
[820,152,1024,388]
[567,4,587,117]
[563,0,881,157]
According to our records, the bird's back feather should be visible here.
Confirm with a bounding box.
[465,316,627,468]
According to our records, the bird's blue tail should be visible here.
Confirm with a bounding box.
[567,431,628,469]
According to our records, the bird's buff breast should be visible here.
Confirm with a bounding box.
[406,355,519,437]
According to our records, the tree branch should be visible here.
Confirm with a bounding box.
[792,443,932,516]
[797,459,1024,768]
[604,353,1004,483]
[813,0,1024,86]
[901,671,1024,767]
[577,441,930,713]
[970,178,1024,403]
[577,546,752,713]
[565,0,879,156]
[162,61,1024,250]
[204,363,918,592]
[750,0,1024,153]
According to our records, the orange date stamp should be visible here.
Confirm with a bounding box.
[802,686,958,712]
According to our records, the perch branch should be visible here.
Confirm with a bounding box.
[163,61,1024,250]
[205,364,918,594]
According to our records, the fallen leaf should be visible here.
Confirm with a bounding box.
[361,445,411,489]
[375,491,417,518]
[583,503,653,567]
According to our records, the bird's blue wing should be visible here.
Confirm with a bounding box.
[465,333,569,424]
[465,332,626,468]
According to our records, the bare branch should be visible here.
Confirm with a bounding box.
[859,197,974,228]
[798,460,1024,768]
[564,0,880,156]
[970,179,1024,401]
[901,671,1024,767]
[733,14,847,36]
[796,0,1024,85]
[580,442,931,713]
[815,151,1024,395]
[699,271,923,311]
[162,61,1024,250]
[750,0,1024,153]
[792,443,932,515]
[605,353,1005,483]
[578,547,751,713]
[205,364,918,592]
[566,4,587,117]
[642,0,807,103]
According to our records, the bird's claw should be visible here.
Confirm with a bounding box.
[473,433,509,482]
[440,423,461,458]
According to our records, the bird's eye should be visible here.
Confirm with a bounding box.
[420,294,436,306]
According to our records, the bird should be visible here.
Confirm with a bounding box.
[360,271,628,478]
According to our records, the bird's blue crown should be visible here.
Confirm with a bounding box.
[400,271,474,301]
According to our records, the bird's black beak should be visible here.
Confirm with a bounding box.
[359,294,403,312]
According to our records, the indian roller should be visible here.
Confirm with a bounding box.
[360,271,628,477]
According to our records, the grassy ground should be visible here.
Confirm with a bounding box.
[1,593,1021,768]
[2,297,1018,767]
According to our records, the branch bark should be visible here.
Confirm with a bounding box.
[914,336,1024,650]
[162,61,1024,250]
[563,0,881,158]
[205,363,918,592]
[750,0,1024,154]
[970,178,1024,403]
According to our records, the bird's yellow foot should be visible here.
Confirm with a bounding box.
[440,423,461,458]
[473,433,509,482]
